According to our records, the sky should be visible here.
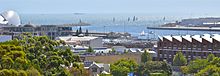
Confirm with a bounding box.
[0,0,220,15]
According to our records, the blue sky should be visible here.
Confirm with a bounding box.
[0,0,220,15]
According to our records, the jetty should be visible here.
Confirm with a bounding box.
[147,26,220,31]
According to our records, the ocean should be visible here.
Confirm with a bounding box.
[19,13,220,39]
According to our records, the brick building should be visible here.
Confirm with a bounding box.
[157,34,220,64]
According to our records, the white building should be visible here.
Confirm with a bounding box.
[56,36,111,53]
[56,36,103,48]
[112,46,127,53]
[69,45,110,53]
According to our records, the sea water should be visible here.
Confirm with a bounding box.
[20,13,220,39]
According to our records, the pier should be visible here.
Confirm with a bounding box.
[147,27,220,31]
[72,31,108,36]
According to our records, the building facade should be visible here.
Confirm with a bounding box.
[56,36,103,48]
[84,61,110,76]
[157,34,220,64]
[1,24,73,39]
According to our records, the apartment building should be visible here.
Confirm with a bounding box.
[157,34,220,63]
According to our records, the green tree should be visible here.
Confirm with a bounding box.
[137,61,172,76]
[196,65,220,76]
[0,34,84,76]
[1,57,14,69]
[111,65,129,76]
[141,50,152,63]
[0,69,14,76]
[173,52,187,66]
[59,68,71,76]
[0,69,29,76]
[27,67,41,76]
[180,66,188,74]
[111,48,116,53]
[14,57,28,69]
[69,64,90,76]
[86,46,94,53]
[99,74,112,76]
[18,70,28,76]
[207,54,215,62]
[137,63,150,76]
[176,54,220,75]
[110,59,138,76]
[187,59,209,74]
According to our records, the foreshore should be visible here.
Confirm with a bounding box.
[147,26,220,31]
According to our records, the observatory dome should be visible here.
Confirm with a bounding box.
[0,10,21,26]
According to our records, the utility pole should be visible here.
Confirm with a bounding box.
[124,21,125,34]
[104,26,106,34]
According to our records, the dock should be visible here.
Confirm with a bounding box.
[61,22,90,26]
[147,27,220,31]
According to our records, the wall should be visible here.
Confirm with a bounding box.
[90,37,103,48]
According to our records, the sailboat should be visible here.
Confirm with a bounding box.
[140,30,145,36]
[128,17,130,22]
[113,17,115,22]
[149,31,154,34]
[163,17,166,21]
[133,16,136,21]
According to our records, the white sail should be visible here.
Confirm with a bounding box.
[149,31,154,34]
[140,30,145,36]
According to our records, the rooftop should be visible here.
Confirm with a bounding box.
[202,34,212,43]
[192,35,202,43]
[172,36,182,42]
[182,35,192,42]
[57,36,99,43]
[159,34,220,43]
[212,34,220,42]
[163,35,172,41]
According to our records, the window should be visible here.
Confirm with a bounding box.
[203,45,207,48]
[208,45,212,49]
[193,45,197,48]
[92,68,97,72]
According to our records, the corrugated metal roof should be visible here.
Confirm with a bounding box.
[212,34,220,42]
[163,35,172,41]
[182,35,192,42]
[202,34,212,43]
[173,36,182,42]
[159,34,220,43]
[192,35,202,43]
